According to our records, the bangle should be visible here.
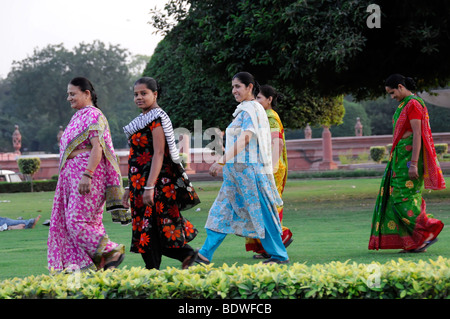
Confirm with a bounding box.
[217,162,225,166]
[124,186,129,190]
[82,173,92,179]
[144,186,155,190]
[85,168,94,175]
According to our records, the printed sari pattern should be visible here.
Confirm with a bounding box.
[47,106,126,272]
[368,96,445,250]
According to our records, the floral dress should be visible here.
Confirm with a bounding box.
[205,109,282,239]
[128,118,199,254]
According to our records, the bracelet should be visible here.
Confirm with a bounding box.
[85,168,95,175]
[410,164,417,168]
[144,186,155,190]
[217,162,225,166]
[82,173,92,179]
[124,186,129,190]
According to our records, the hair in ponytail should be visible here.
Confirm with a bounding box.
[259,84,284,108]
[69,77,99,108]
[232,71,260,97]
[385,74,417,91]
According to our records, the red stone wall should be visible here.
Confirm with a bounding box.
[2,133,450,180]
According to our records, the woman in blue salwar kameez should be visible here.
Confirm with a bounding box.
[196,72,289,264]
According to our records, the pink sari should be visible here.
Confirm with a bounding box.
[47,106,129,272]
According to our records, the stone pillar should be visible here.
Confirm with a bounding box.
[304,124,312,139]
[12,125,22,154]
[355,117,363,136]
[319,125,337,170]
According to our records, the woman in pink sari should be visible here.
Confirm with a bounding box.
[47,77,130,272]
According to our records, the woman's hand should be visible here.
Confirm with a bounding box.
[409,164,419,180]
[143,189,155,206]
[122,189,130,208]
[78,175,92,195]
[209,163,223,177]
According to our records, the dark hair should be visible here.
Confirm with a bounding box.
[69,77,98,108]
[134,77,161,98]
[259,84,284,108]
[232,71,260,97]
[385,74,417,91]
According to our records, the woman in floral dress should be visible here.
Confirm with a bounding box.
[122,77,200,270]
[196,72,289,265]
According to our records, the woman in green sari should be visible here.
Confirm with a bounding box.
[369,74,445,253]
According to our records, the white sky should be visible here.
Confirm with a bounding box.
[0,0,166,78]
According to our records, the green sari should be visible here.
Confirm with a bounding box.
[369,95,445,250]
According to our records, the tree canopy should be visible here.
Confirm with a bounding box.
[0,41,141,152]
[145,0,450,130]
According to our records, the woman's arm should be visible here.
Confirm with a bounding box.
[78,136,102,195]
[143,125,165,206]
[271,135,283,172]
[209,130,253,177]
[409,119,422,180]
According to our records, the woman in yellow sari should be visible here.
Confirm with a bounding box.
[245,85,293,259]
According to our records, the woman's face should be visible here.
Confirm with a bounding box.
[232,78,253,102]
[256,92,273,110]
[385,84,408,102]
[67,84,91,110]
[134,83,158,113]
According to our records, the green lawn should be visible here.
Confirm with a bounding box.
[1,177,450,281]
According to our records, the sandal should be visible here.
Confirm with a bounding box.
[414,238,438,253]
[182,249,199,269]
[195,252,210,265]
[284,238,294,249]
[253,253,271,259]
[262,258,290,265]
[398,238,438,253]
[104,252,125,270]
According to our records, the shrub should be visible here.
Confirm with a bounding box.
[17,158,41,192]
[435,143,448,159]
[2,257,450,299]
[369,146,387,163]
[0,180,57,193]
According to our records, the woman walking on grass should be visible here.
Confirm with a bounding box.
[245,84,293,259]
[196,72,289,265]
[48,77,128,273]
[122,77,200,270]
[368,74,445,253]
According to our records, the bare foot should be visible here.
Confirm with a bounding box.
[31,215,41,228]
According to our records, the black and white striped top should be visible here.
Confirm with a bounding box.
[123,108,181,163]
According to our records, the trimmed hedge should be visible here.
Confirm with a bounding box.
[0,178,129,193]
[1,257,450,299]
[0,180,57,193]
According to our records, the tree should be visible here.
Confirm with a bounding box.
[1,41,136,152]
[146,0,450,130]
[146,0,348,130]
[17,158,41,192]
